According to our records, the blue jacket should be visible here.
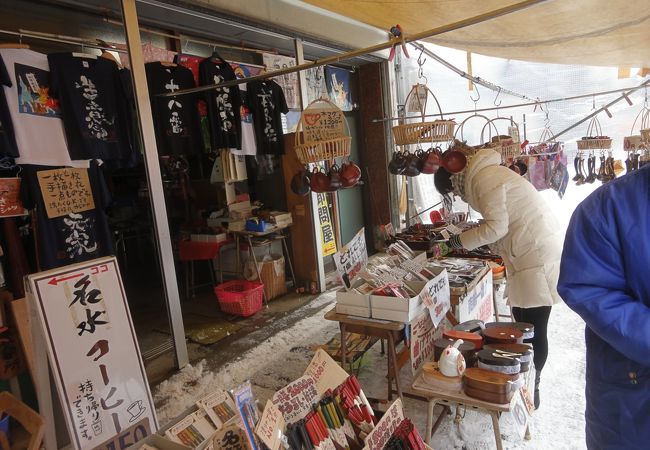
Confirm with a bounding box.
[558,165,650,449]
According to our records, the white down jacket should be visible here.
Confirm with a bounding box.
[457,149,563,308]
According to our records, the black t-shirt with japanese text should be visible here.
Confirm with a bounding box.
[0,55,18,157]
[47,53,133,163]
[199,57,242,150]
[246,80,288,155]
[145,62,201,157]
[20,161,113,270]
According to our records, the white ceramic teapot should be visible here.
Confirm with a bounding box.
[439,339,467,377]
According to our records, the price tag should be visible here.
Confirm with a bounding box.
[364,399,405,450]
[255,401,284,450]
[304,349,349,396]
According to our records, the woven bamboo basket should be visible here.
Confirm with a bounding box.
[452,114,498,156]
[577,116,611,150]
[630,106,650,144]
[295,98,352,164]
[480,117,522,161]
[392,84,455,145]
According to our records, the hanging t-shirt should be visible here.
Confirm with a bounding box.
[47,52,133,163]
[0,49,87,166]
[199,57,242,150]
[116,67,141,169]
[20,161,113,271]
[246,79,288,155]
[145,62,201,157]
[231,84,257,156]
[0,56,18,157]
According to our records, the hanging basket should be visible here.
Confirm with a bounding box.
[392,84,455,145]
[452,114,499,156]
[630,107,650,144]
[480,117,522,160]
[295,98,352,164]
[577,115,611,150]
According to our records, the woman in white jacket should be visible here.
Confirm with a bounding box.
[434,148,563,408]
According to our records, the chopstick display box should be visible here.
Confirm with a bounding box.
[335,280,372,317]
[370,267,448,322]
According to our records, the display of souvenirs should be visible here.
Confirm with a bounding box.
[145,61,202,156]
[47,52,134,163]
[426,258,487,288]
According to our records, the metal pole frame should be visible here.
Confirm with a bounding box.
[120,0,189,368]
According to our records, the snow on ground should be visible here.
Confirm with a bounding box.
[153,291,587,449]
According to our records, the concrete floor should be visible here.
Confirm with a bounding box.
[139,288,326,385]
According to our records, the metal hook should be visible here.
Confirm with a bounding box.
[417,48,426,68]
[469,83,481,104]
[494,87,502,107]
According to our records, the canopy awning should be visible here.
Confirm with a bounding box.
[303,0,650,67]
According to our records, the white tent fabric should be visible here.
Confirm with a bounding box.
[302,0,650,67]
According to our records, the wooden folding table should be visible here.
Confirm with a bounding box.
[324,308,407,400]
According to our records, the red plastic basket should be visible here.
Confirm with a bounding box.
[214,280,264,317]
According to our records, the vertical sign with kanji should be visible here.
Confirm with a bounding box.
[27,257,157,450]
[316,192,337,257]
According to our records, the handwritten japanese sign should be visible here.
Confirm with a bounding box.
[304,348,349,396]
[212,423,251,450]
[27,257,157,450]
[255,401,284,450]
[419,269,450,327]
[364,399,405,450]
[457,270,493,323]
[271,375,318,424]
[409,310,437,375]
[333,228,368,289]
[316,193,337,257]
[0,177,27,217]
[37,168,95,219]
[302,107,345,142]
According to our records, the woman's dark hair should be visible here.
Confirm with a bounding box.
[434,166,453,195]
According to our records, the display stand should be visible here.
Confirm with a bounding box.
[324,308,406,400]
[411,372,531,450]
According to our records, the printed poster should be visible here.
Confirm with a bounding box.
[325,66,352,111]
[37,168,95,219]
[262,53,299,109]
[14,63,61,117]
[27,257,157,450]
[231,62,264,79]
[304,66,329,104]
[333,228,368,288]
[0,177,27,217]
[316,192,337,257]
